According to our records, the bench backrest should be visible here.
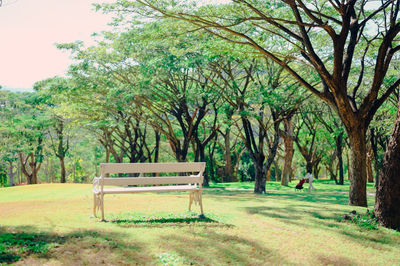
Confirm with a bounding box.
[99,162,205,187]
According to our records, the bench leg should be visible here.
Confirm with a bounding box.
[189,192,194,211]
[101,193,105,221]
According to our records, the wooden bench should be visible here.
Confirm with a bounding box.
[92,162,205,221]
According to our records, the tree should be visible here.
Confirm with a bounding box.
[375,96,400,229]
[316,106,347,185]
[34,77,72,183]
[112,0,400,206]
[0,90,20,185]
[293,107,322,178]
[0,91,49,184]
[205,58,284,192]
[57,37,160,166]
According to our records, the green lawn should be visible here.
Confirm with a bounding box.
[0,184,398,265]
[209,179,377,193]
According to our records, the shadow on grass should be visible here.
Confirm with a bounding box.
[246,206,302,220]
[158,230,285,265]
[204,189,355,206]
[339,229,400,251]
[110,213,233,229]
[0,225,146,264]
[316,254,355,265]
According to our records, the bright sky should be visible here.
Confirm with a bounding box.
[0,0,113,91]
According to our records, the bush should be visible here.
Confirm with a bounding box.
[342,209,379,230]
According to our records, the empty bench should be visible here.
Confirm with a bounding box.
[92,162,206,221]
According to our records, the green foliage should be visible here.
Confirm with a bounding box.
[0,231,51,263]
[109,211,221,226]
[342,210,380,230]
[0,165,7,187]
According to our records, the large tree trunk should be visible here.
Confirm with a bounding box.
[60,156,66,183]
[281,118,294,186]
[306,161,313,174]
[254,162,266,193]
[348,128,368,207]
[375,100,400,230]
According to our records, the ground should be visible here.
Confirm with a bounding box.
[0,182,399,265]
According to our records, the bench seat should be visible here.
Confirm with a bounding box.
[100,185,200,194]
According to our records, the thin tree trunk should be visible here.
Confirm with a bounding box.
[60,157,66,183]
[154,131,160,163]
[375,98,400,229]
[367,145,374,183]
[274,160,280,181]
[208,134,218,183]
[106,149,111,163]
[224,128,233,182]
[337,132,344,185]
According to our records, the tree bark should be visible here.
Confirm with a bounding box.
[60,156,66,183]
[348,129,368,207]
[254,162,266,193]
[153,130,160,163]
[336,132,344,185]
[374,99,400,230]
[306,161,313,174]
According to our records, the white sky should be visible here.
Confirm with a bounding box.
[0,0,114,90]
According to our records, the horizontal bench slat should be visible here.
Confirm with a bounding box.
[102,176,202,186]
[100,162,205,175]
[100,185,199,194]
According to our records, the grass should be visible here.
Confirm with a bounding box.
[0,183,399,265]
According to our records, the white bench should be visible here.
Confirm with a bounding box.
[92,162,206,221]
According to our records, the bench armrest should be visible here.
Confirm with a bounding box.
[93,177,101,194]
